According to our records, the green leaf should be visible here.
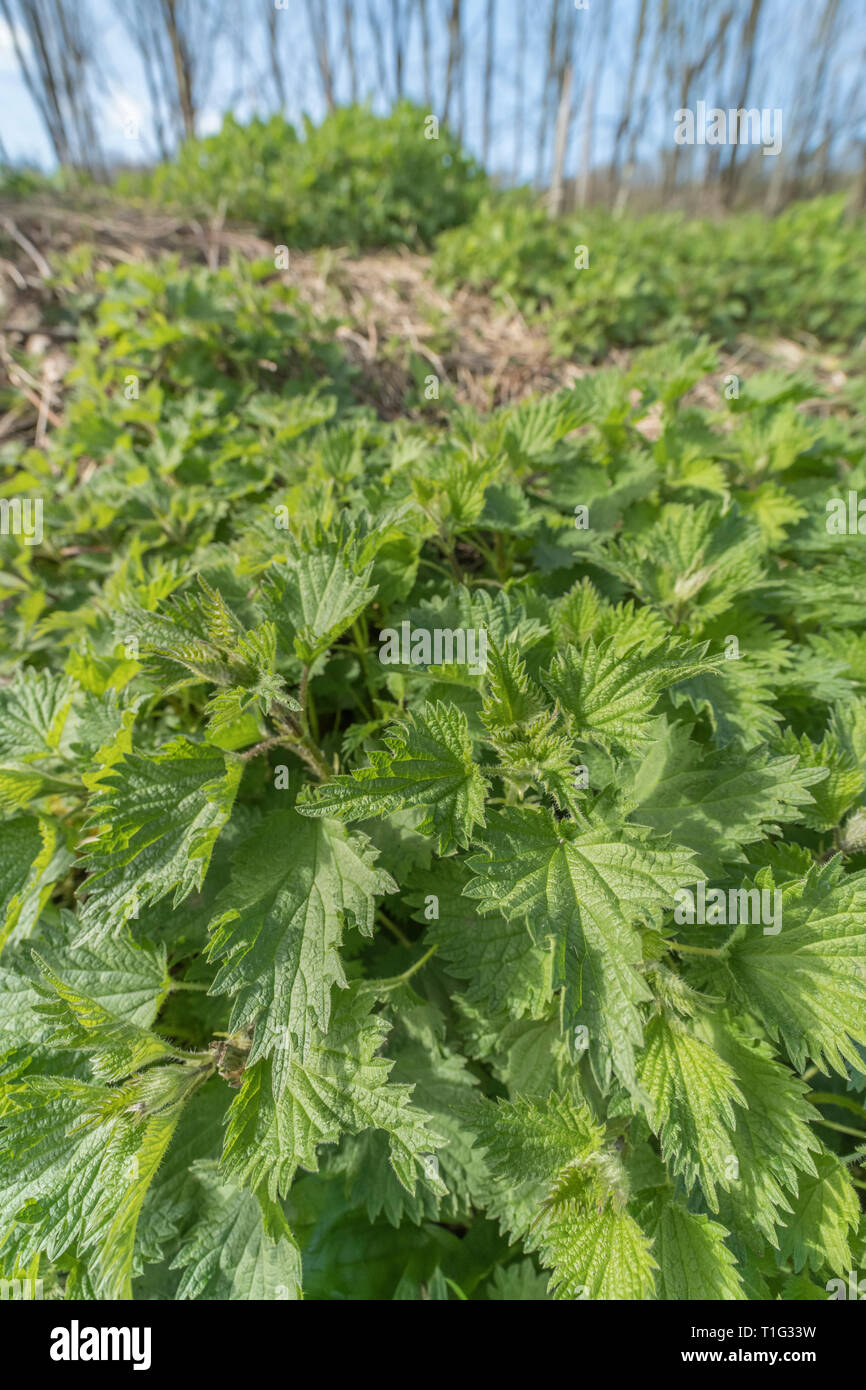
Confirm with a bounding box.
[543,1199,657,1301]
[31,950,182,1083]
[465,806,697,1088]
[408,858,553,1021]
[639,1194,745,1300]
[776,1151,860,1275]
[171,1163,302,1299]
[0,668,75,760]
[262,521,377,664]
[627,718,826,873]
[330,1026,486,1226]
[716,860,866,1075]
[637,1012,743,1206]
[79,737,242,938]
[469,1094,655,1300]
[702,1017,820,1249]
[777,729,863,831]
[0,814,70,949]
[206,807,395,1071]
[544,637,720,754]
[221,984,445,1200]
[300,701,487,854]
[481,638,546,730]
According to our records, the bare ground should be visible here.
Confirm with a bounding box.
[0,196,853,451]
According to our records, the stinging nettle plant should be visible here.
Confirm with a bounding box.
[0,254,865,1302]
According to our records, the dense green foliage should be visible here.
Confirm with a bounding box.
[116,104,487,250]
[1,228,865,1300]
[434,191,866,359]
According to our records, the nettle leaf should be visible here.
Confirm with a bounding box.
[465,806,697,1088]
[626,718,825,873]
[330,1029,486,1226]
[221,984,445,1200]
[776,1151,861,1276]
[262,521,378,664]
[407,858,554,1021]
[171,1163,302,1300]
[489,713,578,810]
[31,950,182,1082]
[714,860,866,1075]
[78,738,242,938]
[300,702,487,854]
[777,728,863,831]
[0,925,170,1072]
[122,578,294,726]
[639,1194,745,1300]
[481,638,546,731]
[697,1017,820,1250]
[0,1058,211,1298]
[0,814,71,949]
[544,637,720,754]
[485,1258,551,1301]
[206,807,395,1072]
[471,1095,656,1300]
[594,502,767,626]
[542,1199,657,1301]
[636,1011,743,1207]
[672,652,784,750]
[0,668,76,759]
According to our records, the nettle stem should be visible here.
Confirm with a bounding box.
[377,908,413,947]
[255,696,334,782]
[667,940,724,958]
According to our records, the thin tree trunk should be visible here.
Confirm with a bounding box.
[482,0,495,167]
[579,0,611,208]
[513,1,526,183]
[367,0,389,101]
[444,0,461,127]
[306,0,335,112]
[611,0,647,197]
[535,0,559,188]
[548,62,573,217]
[722,0,764,206]
[343,3,358,104]
[161,0,196,138]
[267,7,287,110]
[418,0,432,108]
[391,0,406,99]
[576,73,595,209]
[764,144,786,214]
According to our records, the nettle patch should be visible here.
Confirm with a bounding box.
[0,259,865,1301]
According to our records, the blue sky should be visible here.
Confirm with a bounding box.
[1,1,863,182]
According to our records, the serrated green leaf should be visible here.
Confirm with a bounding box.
[300,701,487,853]
[206,807,395,1072]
